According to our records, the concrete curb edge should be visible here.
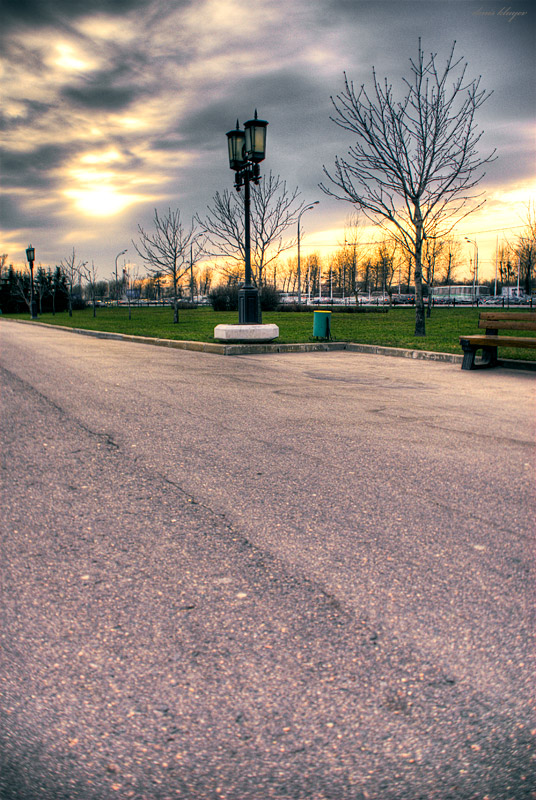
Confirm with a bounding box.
[2,318,535,370]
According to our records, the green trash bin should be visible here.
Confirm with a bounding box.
[313,310,331,339]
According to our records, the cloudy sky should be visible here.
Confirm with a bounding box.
[1,0,535,280]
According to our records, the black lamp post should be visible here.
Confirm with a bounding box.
[465,237,479,302]
[226,111,268,324]
[26,245,38,319]
[115,249,128,306]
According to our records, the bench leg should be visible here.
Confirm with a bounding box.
[460,340,476,370]
[480,345,498,367]
[460,340,498,370]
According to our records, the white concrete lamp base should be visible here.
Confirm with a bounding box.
[214,323,279,343]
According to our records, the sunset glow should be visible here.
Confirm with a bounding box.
[0,0,533,280]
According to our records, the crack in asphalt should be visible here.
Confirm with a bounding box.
[0,364,120,451]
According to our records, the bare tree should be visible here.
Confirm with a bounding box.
[0,254,8,280]
[341,213,366,298]
[497,245,514,289]
[321,40,496,335]
[134,209,200,323]
[376,239,398,301]
[12,269,31,313]
[34,266,48,314]
[436,238,463,286]
[60,248,87,317]
[421,234,445,316]
[198,172,304,288]
[81,261,100,318]
[514,201,536,295]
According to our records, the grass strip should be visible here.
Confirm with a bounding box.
[4,306,536,362]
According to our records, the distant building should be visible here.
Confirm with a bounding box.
[431,285,490,300]
[501,287,525,298]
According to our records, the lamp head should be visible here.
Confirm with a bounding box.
[226,122,246,171]
[244,110,268,163]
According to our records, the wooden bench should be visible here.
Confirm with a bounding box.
[459,311,536,369]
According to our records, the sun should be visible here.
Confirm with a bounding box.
[64,187,140,217]
[63,154,147,217]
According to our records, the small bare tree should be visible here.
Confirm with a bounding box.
[134,209,200,323]
[60,248,87,317]
[198,172,304,288]
[12,269,31,313]
[81,261,100,318]
[321,40,496,335]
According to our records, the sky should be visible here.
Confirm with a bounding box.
[1,0,535,282]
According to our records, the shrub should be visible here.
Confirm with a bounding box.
[208,285,280,312]
[71,295,87,310]
[209,285,239,311]
[259,285,280,311]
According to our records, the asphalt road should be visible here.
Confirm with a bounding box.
[0,320,534,800]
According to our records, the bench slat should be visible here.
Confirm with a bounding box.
[478,319,536,331]
[479,311,536,322]
[460,335,536,348]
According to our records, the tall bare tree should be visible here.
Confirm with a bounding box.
[198,172,304,288]
[134,209,200,323]
[321,40,496,335]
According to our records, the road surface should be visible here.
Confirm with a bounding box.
[1,320,534,800]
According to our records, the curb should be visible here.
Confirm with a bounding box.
[2,318,535,371]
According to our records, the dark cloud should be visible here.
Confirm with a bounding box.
[0,144,76,189]
[151,137,184,151]
[0,0,186,33]
[0,193,57,231]
[61,82,138,110]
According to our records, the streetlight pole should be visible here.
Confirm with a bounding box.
[115,249,127,306]
[465,237,478,302]
[25,245,37,319]
[297,202,319,305]
[226,112,268,325]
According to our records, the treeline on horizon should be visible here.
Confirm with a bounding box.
[2,231,535,316]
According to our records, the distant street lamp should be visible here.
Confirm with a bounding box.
[25,244,37,319]
[297,202,319,305]
[465,237,478,301]
[115,249,128,305]
[190,234,203,304]
[226,110,268,324]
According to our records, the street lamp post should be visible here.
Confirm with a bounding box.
[25,245,37,319]
[115,249,127,306]
[297,202,319,305]
[226,111,268,324]
[465,237,478,302]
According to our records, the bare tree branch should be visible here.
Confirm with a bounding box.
[321,39,496,334]
[60,248,87,317]
[198,172,304,287]
[133,208,200,323]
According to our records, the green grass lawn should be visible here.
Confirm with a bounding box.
[5,305,536,362]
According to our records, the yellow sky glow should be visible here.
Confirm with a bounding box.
[64,187,144,216]
[53,43,98,72]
